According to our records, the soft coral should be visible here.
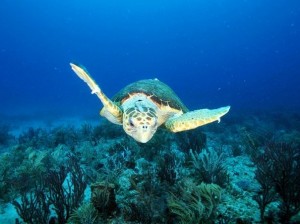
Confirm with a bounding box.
[253,142,300,223]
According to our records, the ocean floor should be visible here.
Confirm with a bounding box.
[0,110,300,223]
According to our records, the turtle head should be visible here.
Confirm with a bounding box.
[123,107,158,143]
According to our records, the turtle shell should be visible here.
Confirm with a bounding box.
[112,79,189,113]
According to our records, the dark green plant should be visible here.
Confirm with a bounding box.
[47,155,87,224]
[12,150,48,194]
[79,123,93,142]
[91,182,117,218]
[121,170,167,223]
[168,181,222,223]
[190,147,227,186]
[0,153,14,202]
[68,202,99,224]
[18,127,48,148]
[137,128,172,161]
[12,185,50,224]
[92,121,123,144]
[0,148,50,203]
[157,152,177,185]
[0,124,12,145]
[252,142,300,223]
[18,127,36,146]
[231,143,243,157]
[175,129,206,154]
[51,126,79,148]
[252,158,277,223]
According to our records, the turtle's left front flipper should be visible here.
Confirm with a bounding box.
[70,63,123,124]
[165,106,230,132]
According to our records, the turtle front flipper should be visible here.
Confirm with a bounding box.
[70,63,123,124]
[165,106,230,132]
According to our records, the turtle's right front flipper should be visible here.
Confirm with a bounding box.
[165,106,230,132]
[70,63,123,124]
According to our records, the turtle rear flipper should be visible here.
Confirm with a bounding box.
[70,63,123,123]
[165,106,230,132]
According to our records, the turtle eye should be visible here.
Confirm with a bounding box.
[129,118,135,127]
[153,117,158,126]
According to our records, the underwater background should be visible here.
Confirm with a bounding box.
[0,0,300,117]
[1,0,300,223]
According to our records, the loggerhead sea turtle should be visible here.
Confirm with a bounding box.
[70,63,230,143]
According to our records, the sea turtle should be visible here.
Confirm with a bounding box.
[70,63,230,143]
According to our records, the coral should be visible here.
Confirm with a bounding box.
[190,147,227,186]
[121,202,153,223]
[253,188,277,223]
[168,193,202,223]
[167,181,222,223]
[0,147,50,202]
[157,152,177,185]
[90,182,118,218]
[49,144,71,167]
[0,153,12,202]
[197,182,222,215]
[78,123,94,143]
[96,143,135,183]
[12,185,50,224]
[18,127,48,149]
[0,124,12,145]
[240,124,270,158]
[8,148,49,195]
[68,203,99,224]
[275,129,300,146]
[18,125,82,149]
[51,125,79,148]
[252,142,300,223]
[252,154,277,222]
[47,155,87,223]
[117,165,168,223]
[175,128,206,154]
[2,111,299,223]
[1,133,87,224]
[135,128,173,161]
[92,121,123,143]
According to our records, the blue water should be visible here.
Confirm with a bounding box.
[1,0,300,118]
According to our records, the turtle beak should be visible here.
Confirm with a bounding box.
[127,124,156,143]
[134,130,155,143]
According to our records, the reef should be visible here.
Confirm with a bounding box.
[0,111,300,223]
